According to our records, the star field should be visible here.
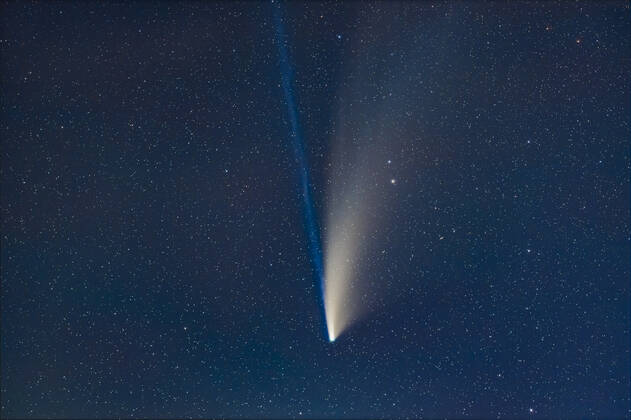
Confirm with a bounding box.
[1,1,629,419]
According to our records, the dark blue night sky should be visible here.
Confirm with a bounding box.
[1,1,629,419]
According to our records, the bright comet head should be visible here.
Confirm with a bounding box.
[327,319,336,342]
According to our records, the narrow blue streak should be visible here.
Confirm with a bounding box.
[273,2,327,335]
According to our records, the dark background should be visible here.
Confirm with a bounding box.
[1,1,629,418]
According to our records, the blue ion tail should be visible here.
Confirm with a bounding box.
[272,1,330,342]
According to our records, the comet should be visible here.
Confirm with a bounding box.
[274,1,413,342]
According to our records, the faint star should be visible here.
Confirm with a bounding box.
[390,179,396,184]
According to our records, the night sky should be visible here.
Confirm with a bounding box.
[1,1,630,419]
